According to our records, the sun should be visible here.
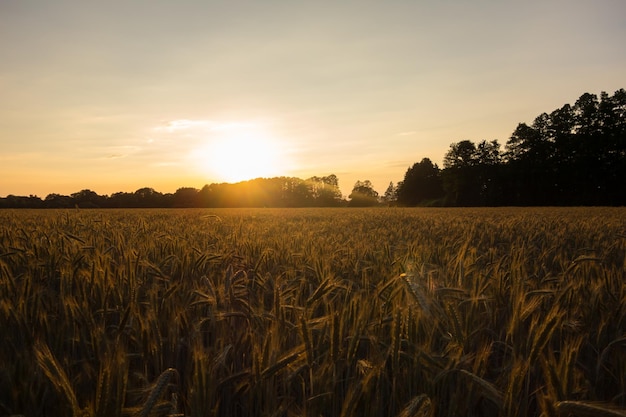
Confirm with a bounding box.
[192,123,287,183]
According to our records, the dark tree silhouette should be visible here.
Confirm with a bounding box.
[71,189,105,208]
[503,89,626,205]
[44,193,75,208]
[418,88,626,206]
[0,195,44,208]
[396,158,443,206]
[442,142,483,206]
[443,140,477,169]
[173,187,200,208]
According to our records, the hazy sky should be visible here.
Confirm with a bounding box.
[1,0,625,197]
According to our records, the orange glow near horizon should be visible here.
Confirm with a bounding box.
[190,123,289,183]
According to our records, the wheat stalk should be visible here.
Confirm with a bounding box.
[137,368,177,417]
[555,401,626,417]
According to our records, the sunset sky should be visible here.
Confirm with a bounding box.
[1,0,625,198]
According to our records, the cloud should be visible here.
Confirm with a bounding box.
[385,160,413,168]
[154,119,212,132]
[153,119,254,133]
[97,145,142,160]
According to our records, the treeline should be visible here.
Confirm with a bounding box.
[396,89,626,206]
[0,176,344,209]
[2,89,624,208]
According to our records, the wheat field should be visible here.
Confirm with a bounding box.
[1,207,625,417]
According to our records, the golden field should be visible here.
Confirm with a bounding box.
[1,207,625,417]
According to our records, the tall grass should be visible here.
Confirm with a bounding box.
[0,207,625,416]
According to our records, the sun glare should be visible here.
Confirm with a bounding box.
[192,123,287,183]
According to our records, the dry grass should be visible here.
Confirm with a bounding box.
[0,207,625,416]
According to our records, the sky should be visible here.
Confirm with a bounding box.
[1,0,625,198]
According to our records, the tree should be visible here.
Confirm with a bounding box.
[443,140,477,169]
[133,187,165,207]
[71,189,105,208]
[348,180,379,207]
[501,89,626,205]
[505,121,546,162]
[396,158,443,206]
[0,195,44,208]
[473,140,504,205]
[279,177,311,207]
[173,187,200,208]
[44,193,75,208]
[381,182,397,205]
[475,140,501,165]
[441,140,505,206]
[306,174,342,206]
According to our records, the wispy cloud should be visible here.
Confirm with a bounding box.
[153,119,254,133]
[154,119,212,132]
[385,160,413,168]
[97,145,142,160]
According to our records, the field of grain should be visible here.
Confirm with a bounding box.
[1,207,625,417]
